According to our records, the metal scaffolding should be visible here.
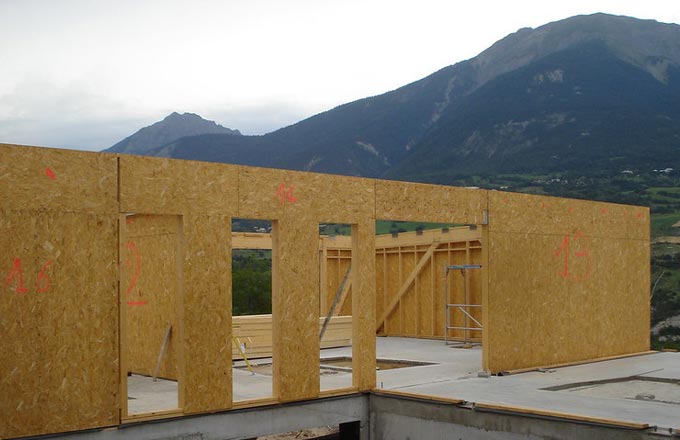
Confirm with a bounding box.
[444,264,482,346]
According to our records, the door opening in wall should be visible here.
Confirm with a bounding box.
[231,218,274,402]
[318,223,353,392]
[373,220,485,387]
[121,213,183,417]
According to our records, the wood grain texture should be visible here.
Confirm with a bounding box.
[119,155,239,215]
[238,166,375,223]
[352,220,376,391]
[233,315,352,359]
[485,191,650,373]
[0,144,117,213]
[124,215,181,380]
[272,219,320,401]
[375,179,486,224]
[0,210,118,438]
[182,214,232,413]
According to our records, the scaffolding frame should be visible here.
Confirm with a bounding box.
[444,264,482,346]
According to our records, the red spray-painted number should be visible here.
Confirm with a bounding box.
[276,182,298,205]
[553,232,592,281]
[124,241,146,306]
[5,258,52,293]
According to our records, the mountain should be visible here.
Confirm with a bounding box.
[105,112,240,155]
[108,13,680,183]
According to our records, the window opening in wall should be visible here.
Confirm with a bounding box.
[319,223,353,392]
[231,218,274,402]
[121,213,183,416]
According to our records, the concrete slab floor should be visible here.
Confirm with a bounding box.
[126,337,680,430]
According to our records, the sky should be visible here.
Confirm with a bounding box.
[1,0,679,151]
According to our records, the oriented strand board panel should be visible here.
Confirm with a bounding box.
[182,214,232,413]
[272,219,320,401]
[375,179,487,224]
[488,191,648,240]
[124,214,180,380]
[238,166,375,222]
[484,191,650,373]
[0,209,118,438]
[0,144,117,213]
[352,220,376,391]
[119,155,239,215]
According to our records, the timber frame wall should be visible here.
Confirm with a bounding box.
[0,144,650,439]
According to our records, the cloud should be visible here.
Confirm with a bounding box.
[0,76,156,150]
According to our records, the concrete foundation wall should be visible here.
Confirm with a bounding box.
[369,395,661,440]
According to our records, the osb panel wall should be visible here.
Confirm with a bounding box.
[0,146,119,439]
[182,214,232,414]
[272,219,321,401]
[118,155,239,215]
[484,191,650,373]
[375,228,482,339]
[375,180,486,224]
[124,214,180,380]
[0,144,117,214]
[351,220,377,391]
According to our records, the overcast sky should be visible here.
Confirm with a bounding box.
[1,0,679,151]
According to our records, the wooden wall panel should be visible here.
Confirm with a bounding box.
[0,210,118,438]
[352,220,376,391]
[239,166,375,222]
[375,180,486,224]
[0,144,117,213]
[182,214,232,413]
[484,191,650,373]
[119,155,239,215]
[272,219,320,401]
[488,191,648,240]
[124,214,180,379]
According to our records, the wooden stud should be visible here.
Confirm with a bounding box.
[376,243,439,332]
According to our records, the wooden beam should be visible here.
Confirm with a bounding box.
[152,324,173,381]
[319,265,352,341]
[334,276,352,317]
[376,243,439,331]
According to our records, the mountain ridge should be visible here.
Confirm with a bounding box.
[105,112,240,155]
[107,13,680,184]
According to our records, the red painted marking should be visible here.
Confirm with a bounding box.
[276,182,298,205]
[124,241,142,304]
[600,207,608,214]
[5,258,29,293]
[36,260,52,293]
[126,217,134,225]
[554,232,592,282]
[554,235,570,278]
[45,167,55,180]
[637,212,644,219]
[567,207,574,214]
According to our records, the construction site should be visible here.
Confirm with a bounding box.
[1,143,678,440]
